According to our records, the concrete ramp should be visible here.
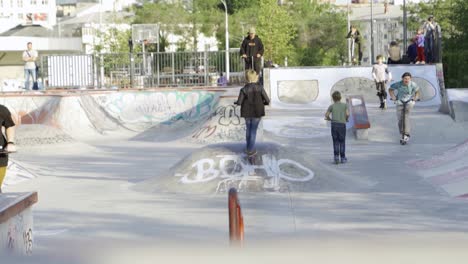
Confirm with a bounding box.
[133,142,372,194]
[2,90,225,142]
[447,89,468,122]
[133,96,255,144]
[188,98,252,144]
[408,139,468,198]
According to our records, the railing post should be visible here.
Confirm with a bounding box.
[171,52,175,84]
[228,187,244,246]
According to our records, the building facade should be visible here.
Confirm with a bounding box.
[0,0,57,33]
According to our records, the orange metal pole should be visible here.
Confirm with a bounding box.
[228,188,244,245]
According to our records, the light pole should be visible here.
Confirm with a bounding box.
[370,0,375,64]
[347,0,351,64]
[403,0,408,54]
[221,0,230,82]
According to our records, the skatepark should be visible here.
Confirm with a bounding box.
[2,64,468,263]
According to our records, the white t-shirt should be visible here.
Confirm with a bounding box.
[22,49,38,70]
[372,63,390,82]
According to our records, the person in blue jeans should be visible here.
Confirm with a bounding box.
[235,70,270,155]
[22,42,38,90]
[325,91,349,164]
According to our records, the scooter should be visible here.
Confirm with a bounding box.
[394,97,418,145]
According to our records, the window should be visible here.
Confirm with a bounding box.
[18,13,22,19]
[41,0,47,4]
[17,0,22,7]
[31,0,36,4]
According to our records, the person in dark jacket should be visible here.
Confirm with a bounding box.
[0,104,17,193]
[346,25,362,65]
[407,38,418,64]
[240,27,264,75]
[235,70,270,156]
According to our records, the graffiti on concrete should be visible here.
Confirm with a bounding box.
[175,154,314,192]
[93,91,218,126]
[23,228,33,255]
[191,104,246,143]
[217,105,241,126]
[1,79,24,92]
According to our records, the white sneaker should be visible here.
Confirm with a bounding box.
[403,135,410,142]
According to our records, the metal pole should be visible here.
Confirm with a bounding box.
[221,0,230,82]
[142,40,146,77]
[370,0,375,64]
[129,38,134,88]
[347,0,351,64]
[403,0,408,54]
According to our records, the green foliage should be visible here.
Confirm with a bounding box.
[407,0,468,87]
[228,0,260,14]
[257,0,296,65]
[406,0,454,37]
[289,0,348,66]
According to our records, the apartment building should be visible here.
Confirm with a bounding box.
[0,0,57,33]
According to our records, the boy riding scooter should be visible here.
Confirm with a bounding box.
[389,72,421,145]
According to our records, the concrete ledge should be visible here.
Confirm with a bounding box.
[355,128,369,140]
[0,192,38,224]
[0,192,38,255]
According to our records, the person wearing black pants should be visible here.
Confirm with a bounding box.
[372,55,392,109]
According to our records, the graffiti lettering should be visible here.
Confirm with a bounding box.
[23,228,33,255]
[192,125,217,139]
[175,154,314,184]
[217,105,241,126]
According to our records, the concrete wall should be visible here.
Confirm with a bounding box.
[264,65,442,109]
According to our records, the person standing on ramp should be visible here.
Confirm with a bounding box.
[325,91,349,164]
[372,54,392,109]
[235,70,270,156]
[240,27,264,76]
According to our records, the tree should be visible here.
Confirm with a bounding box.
[257,0,296,65]
[407,0,468,87]
[289,0,348,66]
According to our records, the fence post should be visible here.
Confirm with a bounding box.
[204,49,208,86]
[228,187,244,246]
[156,52,160,87]
[171,52,175,84]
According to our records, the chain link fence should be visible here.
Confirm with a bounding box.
[40,50,246,89]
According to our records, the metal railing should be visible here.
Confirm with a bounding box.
[40,50,246,89]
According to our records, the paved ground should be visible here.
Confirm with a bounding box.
[3,89,468,263]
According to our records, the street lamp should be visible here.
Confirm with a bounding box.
[347,0,351,64]
[403,0,408,54]
[370,0,375,64]
[221,0,230,82]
